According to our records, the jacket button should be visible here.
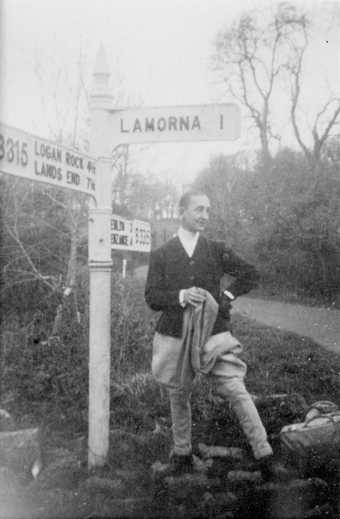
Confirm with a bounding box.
[189,275,195,281]
[189,260,195,266]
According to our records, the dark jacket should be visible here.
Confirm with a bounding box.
[145,235,259,338]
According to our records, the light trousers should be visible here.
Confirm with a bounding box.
[152,331,273,460]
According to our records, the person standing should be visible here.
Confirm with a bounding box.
[145,190,288,479]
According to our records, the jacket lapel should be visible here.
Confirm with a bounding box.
[167,236,190,262]
[192,235,207,260]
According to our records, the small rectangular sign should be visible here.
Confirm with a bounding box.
[109,103,241,144]
[0,123,96,196]
[111,214,151,253]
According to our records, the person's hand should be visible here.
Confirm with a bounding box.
[182,287,206,307]
[219,292,233,317]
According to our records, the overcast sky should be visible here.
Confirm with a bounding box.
[1,0,339,187]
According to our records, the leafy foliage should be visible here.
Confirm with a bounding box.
[193,148,340,303]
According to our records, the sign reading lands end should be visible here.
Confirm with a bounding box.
[0,123,96,196]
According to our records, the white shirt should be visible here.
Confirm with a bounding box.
[177,226,234,305]
[177,226,199,306]
[177,226,199,258]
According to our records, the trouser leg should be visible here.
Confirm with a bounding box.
[151,332,194,456]
[215,375,272,459]
[167,385,193,456]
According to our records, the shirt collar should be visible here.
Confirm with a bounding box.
[177,226,199,242]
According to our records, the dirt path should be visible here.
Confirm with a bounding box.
[233,297,340,353]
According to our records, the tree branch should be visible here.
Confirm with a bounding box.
[4,223,56,291]
[313,99,340,158]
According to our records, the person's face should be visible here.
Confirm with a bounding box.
[181,194,210,233]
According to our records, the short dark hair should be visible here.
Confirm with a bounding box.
[179,190,209,210]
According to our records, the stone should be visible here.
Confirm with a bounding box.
[198,442,244,460]
[83,476,125,495]
[0,427,41,473]
[114,468,147,483]
[151,455,213,480]
[192,454,212,473]
[164,472,210,490]
[227,470,262,483]
[64,435,86,459]
[250,478,329,519]
[170,490,237,519]
[164,473,221,501]
[214,491,238,505]
[151,460,170,479]
[202,491,214,503]
[0,409,16,431]
[302,503,333,518]
[0,466,22,496]
[31,456,82,489]
[108,429,170,467]
[44,447,76,462]
[95,497,154,518]
[206,457,235,480]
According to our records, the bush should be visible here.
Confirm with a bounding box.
[1,270,157,426]
[109,274,156,379]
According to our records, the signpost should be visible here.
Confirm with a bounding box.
[0,123,96,196]
[87,45,241,468]
[1,44,241,471]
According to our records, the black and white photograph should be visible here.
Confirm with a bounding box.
[0,0,340,517]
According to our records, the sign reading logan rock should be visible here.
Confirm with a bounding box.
[0,123,96,196]
[111,214,151,252]
[110,103,241,144]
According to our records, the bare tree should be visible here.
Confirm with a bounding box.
[214,3,307,166]
[286,20,340,182]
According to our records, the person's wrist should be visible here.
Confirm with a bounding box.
[179,289,187,307]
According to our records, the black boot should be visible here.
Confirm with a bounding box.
[168,452,194,476]
[258,455,293,482]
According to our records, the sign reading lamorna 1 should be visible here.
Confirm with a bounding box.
[110,104,240,144]
[0,123,96,195]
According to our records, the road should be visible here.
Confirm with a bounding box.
[135,266,340,353]
[233,297,340,353]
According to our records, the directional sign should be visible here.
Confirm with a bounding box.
[111,214,151,253]
[0,123,96,196]
[109,103,241,144]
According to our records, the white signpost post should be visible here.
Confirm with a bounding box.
[0,45,241,471]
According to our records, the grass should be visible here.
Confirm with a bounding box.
[105,312,340,456]
[115,312,340,426]
[3,313,340,518]
[233,313,340,404]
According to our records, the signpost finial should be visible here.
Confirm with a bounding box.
[90,45,112,112]
[94,44,110,79]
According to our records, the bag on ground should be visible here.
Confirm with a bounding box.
[279,400,340,464]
